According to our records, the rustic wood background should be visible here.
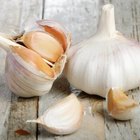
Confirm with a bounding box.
[0,0,140,140]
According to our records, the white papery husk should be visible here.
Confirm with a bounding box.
[65,4,140,97]
[27,94,83,135]
[3,20,71,97]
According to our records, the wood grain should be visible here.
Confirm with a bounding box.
[7,96,38,140]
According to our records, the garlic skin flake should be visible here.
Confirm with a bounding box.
[106,88,139,120]
[65,4,140,97]
[27,94,83,135]
[0,20,71,97]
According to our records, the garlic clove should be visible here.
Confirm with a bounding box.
[27,94,83,135]
[23,31,64,62]
[5,51,55,97]
[12,46,54,78]
[106,88,139,120]
[37,20,68,51]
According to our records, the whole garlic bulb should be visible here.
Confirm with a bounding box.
[0,20,70,97]
[65,4,140,97]
[27,94,83,135]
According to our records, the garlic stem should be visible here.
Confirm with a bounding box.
[97,4,116,37]
[0,35,21,52]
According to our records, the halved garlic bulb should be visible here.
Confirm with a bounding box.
[27,94,83,135]
[65,4,140,97]
[0,20,70,97]
[106,88,139,120]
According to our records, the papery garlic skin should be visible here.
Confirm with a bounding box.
[0,20,70,97]
[27,94,83,135]
[106,88,139,120]
[5,49,67,97]
[23,31,64,62]
[5,53,54,97]
[65,4,140,97]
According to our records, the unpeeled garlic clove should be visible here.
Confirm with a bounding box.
[106,88,139,120]
[27,94,83,135]
[23,31,64,62]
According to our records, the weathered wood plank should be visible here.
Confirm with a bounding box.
[38,0,105,139]
[7,96,38,140]
[104,0,140,140]
[7,0,43,140]
[0,0,24,139]
[43,0,104,43]
[110,0,140,40]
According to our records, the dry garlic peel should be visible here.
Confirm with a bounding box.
[37,20,68,51]
[107,88,139,120]
[27,94,83,135]
[0,20,70,97]
[23,31,64,62]
[65,4,140,97]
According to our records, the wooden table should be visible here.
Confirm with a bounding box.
[0,0,140,139]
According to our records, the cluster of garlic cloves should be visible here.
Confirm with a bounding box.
[106,88,139,120]
[27,94,83,135]
[0,20,70,97]
[65,4,140,97]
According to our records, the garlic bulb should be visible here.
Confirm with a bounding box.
[0,20,70,97]
[106,88,139,120]
[65,4,140,97]
[27,94,83,135]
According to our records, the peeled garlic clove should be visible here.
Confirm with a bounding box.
[106,88,139,120]
[37,20,68,51]
[23,31,64,62]
[11,46,54,78]
[27,94,83,135]
[65,4,140,97]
